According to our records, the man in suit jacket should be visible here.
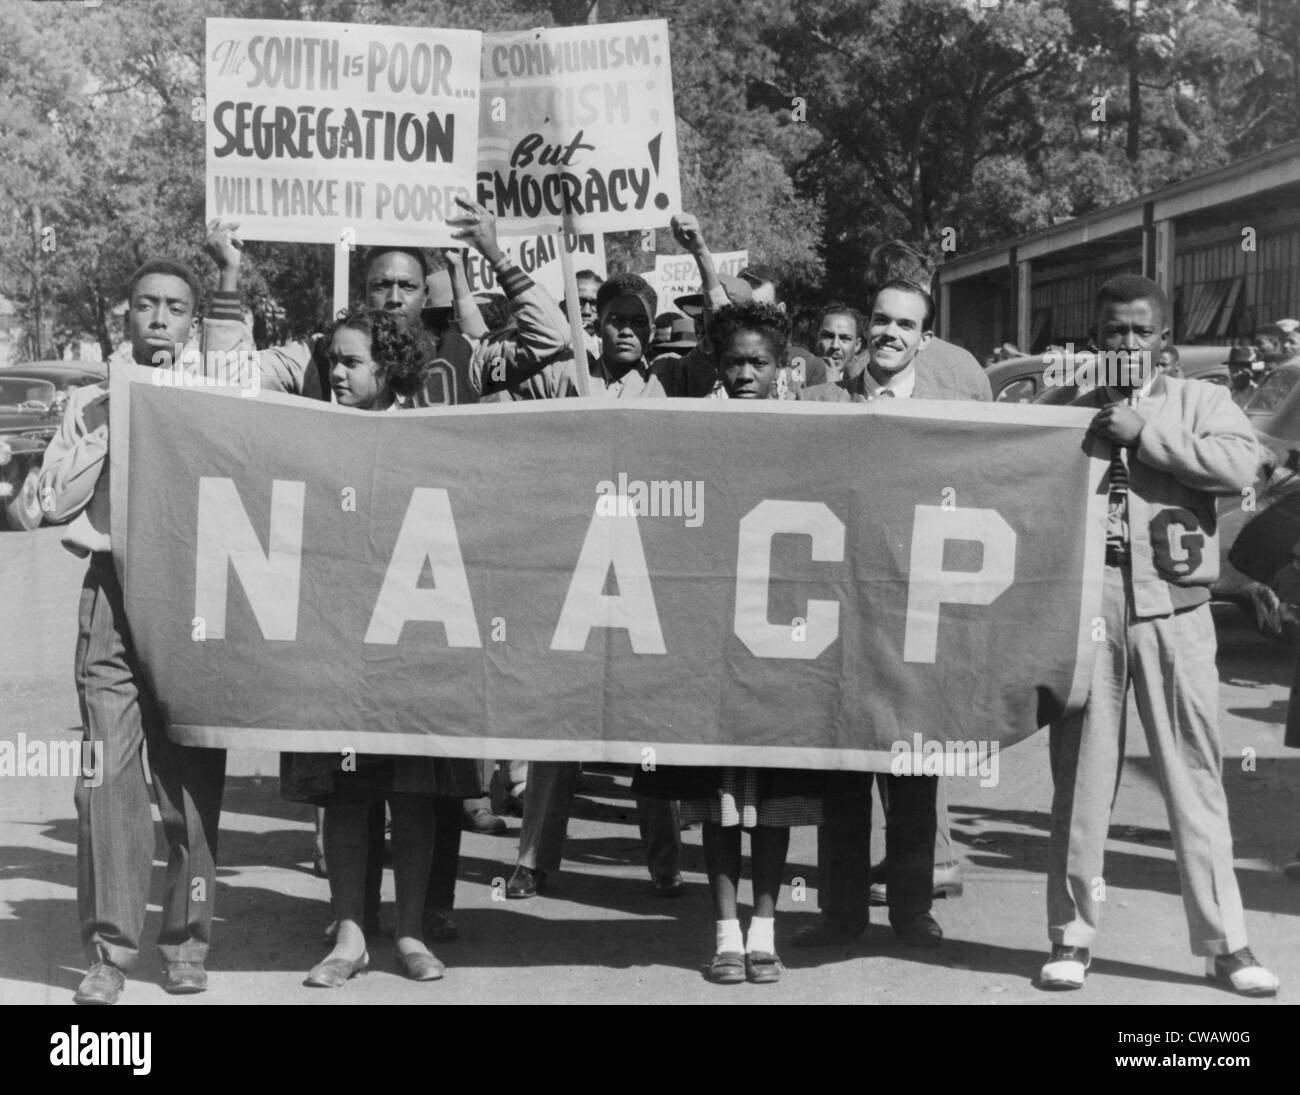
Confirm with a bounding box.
[794,280,991,949]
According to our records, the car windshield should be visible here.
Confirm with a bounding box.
[0,378,57,407]
[1245,369,1300,415]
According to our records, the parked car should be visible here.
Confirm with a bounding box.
[1241,362,1300,438]
[0,375,62,530]
[985,346,1231,405]
[0,360,106,394]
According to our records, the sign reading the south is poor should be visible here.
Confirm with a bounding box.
[477,20,682,234]
[653,250,749,304]
[205,18,482,246]
[463,229,607,299]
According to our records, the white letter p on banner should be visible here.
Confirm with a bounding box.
[903,505,1015,663]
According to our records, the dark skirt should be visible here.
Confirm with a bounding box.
[280,751,483,806]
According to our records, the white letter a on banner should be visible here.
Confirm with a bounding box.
[365,488,481,646]
[551,501,666,653]
[194,477,305,640]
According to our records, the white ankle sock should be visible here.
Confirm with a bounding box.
[716,919,743,953]
[747,916,775,954]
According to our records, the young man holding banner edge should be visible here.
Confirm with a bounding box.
[39,223,254,1005]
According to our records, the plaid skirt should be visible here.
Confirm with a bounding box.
[677,766,823,829]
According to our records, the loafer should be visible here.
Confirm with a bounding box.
[462,806,508,835]
[870,860,964,905]
[892,912,943,948]
[745,951,784,984]
[304,951,369,988]
[506,865,545,899]
[397,950,445,981]
[423,909,460,943]
[789,917,866,948]
[74,961,125,1006]
[1039,944,1090,990]
[652,871,685,897]
[705,951,746,984]
[1207,947,1279,997]
[162,960,208,995]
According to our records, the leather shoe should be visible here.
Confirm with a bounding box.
[162,960,208,995]
[790,917,866,947]
[892,912,943,948]
[423,909,460,943]
[462,806,508,835]
[705,951,746,984]
[74,961,125,1005]
[870,860,964,905]
[1207,947,1279,997]
[745,951,784,984]
[397,950,445,981]
[652,871,684,897]
[506,864,545,899]
[304,951,369,988]
[1039,944,1090,990]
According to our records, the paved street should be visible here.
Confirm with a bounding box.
[2,524,1296,1006]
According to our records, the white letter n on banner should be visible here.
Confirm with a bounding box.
[903,505,1016,663]
[734,500,844,659]
[194,477,305,640]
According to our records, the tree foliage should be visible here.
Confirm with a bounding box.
[0,0,1297,357]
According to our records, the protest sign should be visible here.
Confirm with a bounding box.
[205,18,482,246]
[652,250,749,304]
[112,367,1106,771]
[463,229,607,299]
[477,20,682,234]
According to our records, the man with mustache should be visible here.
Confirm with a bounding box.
[814,304,864,384]
[793,279,990,949]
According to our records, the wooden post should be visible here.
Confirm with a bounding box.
[333,243,349,318]
[557,220,591,396]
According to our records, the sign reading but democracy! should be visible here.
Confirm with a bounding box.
[478,20,682,234]
[111,368,1107,771]
[205,18,482,246]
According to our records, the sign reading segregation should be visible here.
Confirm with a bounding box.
[478,19,683,234]
[205,18,482,246]
[462,229,607,299]
[111,368,1108,772]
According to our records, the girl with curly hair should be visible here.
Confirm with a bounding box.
[282,308,479,988]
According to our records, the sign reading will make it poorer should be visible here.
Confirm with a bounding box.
[205,18,482,247]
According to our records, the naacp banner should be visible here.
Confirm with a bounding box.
[478,20,682,234]
[110,368,1106,771]
[205,18,482,246]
